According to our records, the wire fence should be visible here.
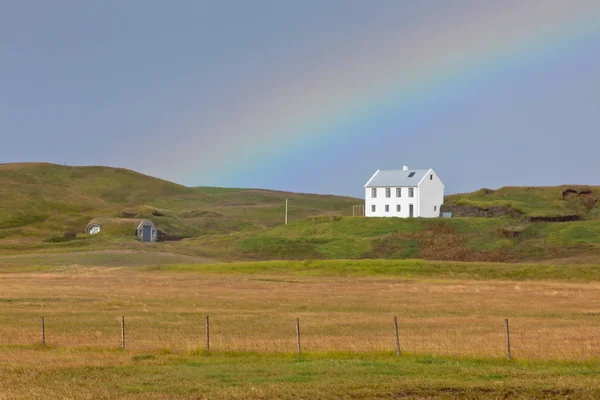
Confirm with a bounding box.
[2,314,598,361]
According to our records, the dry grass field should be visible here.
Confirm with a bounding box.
[0,266,598,358]
[0,262,599,398]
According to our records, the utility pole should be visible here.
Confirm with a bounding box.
[285,198,288,225]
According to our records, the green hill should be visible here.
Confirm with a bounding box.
[0,163,360,242]
[183,215,600,263]
[3,163,600,264]
[444,186,600,219]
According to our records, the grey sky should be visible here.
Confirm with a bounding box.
[1,1,599,197]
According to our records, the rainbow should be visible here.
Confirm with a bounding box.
[161,1,600,187]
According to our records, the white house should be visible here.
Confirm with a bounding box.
[364,166,444,218]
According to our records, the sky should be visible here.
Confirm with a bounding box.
[1,0,599,198]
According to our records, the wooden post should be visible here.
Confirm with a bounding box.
[296,318,301,355]
[41,317,45,347]
[121,316,125,351]
[285,199,288,225]
[205,315,210,354]
[393,316,401,356]
[504,319,511,361]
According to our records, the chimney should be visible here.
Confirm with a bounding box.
[402,166,409,171]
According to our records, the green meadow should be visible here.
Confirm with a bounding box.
[2,163,600,398]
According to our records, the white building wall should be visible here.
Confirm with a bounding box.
[417,169,445,218]
[364,187,419,217]
[364,168,445,218]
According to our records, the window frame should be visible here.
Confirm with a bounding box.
[385,188,391,198]
[385,205,389,212]
[396,188,401,198]
[371,188,377,198]
[396,204,401,212]
[371,205,376,213]
[408,188,414,198]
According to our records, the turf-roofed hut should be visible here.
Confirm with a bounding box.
[86,221,102,235]
[136,219,157,242]
[84,218,158,242]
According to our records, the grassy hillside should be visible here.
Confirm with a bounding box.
[3,163,600,263]
[445,186,600,219]
[181,216,600,262]
[0,163,359,242]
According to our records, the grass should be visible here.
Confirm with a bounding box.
[1,350,598,399]
[1,258,599,397]
[3,162,600,264]
[181,217,600,262]
[0,266,599,398]
[0,163,359,241]
[3,163,600,397]
[445,186,600,218]
[148,259,600,282]
[1,265,598,359]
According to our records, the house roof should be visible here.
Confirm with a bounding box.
[136,219,156,230]
[365,169,430,188]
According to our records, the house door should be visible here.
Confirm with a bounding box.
[409,204,414,218]
[143,225,152,242]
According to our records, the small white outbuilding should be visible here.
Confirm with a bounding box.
[364,166,444,218]
[136,219,157,242]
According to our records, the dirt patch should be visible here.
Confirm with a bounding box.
[528,215,581,223]
[401,221,514,262]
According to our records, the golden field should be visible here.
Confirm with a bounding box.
[1,265,598,359]
[0,260,599,399]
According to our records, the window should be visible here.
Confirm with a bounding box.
[385,188,391,198]
[396,188,401,197]
[408,172,416,178]
[371,205,376,213]
[385,205,389,212]
[430,174,433,180]
[434,206,437,211]
[409,188,414,198]
[371,188,377,198]
[396,205,401,212]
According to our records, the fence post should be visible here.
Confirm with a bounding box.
[121,316,125,351]
[504,319,511,361]
[205,315,210,354]
[296,318,301,355]
[41,317,45,347]
[393,316,401,356]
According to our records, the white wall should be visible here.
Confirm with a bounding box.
[417,169,445,218]
[364,187,419,217]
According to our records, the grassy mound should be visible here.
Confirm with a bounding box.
[183,216,600,262]
[0,163,359,241]
[445,186,600,218]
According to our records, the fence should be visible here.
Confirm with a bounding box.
[5,315,598,361]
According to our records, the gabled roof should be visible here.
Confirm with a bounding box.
[136,219,156,230]
[365,169,430,188]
